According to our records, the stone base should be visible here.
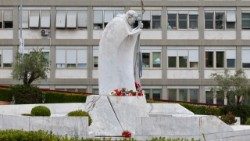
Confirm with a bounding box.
[85,95,148,136]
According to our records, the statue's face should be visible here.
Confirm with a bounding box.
[127,15,137,26]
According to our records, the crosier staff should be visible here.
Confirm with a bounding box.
[134,0,145,84]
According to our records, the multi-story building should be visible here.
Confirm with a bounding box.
[0,0,250,105]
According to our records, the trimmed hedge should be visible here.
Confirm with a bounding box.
[68,110,92,126]
[221,105,250,124]
[245,118,250,125]
[0,88,12,101]
[181,103,221,116]
[31,106,51,116]
[44,92,86,103]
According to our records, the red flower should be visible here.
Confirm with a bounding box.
[122,130,132,138]
[135,81,141,90]
[137,92,143,96]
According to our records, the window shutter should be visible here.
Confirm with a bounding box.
[3,10,12,21]
[56,50,66,64]
[226,50,236,59]
[22,11,29,28]
[41,11,50,28]
[104,11,114,23]
[94,11,103,24]
[143,11,150,21]
[77,50,87,64]
[29,11,40,28]
[56,11,66,28]
[67,50,77,64]
[78,11,87,28]
[189,50,199,62]
[242,50,250,63]
[66,11,77,28]
[168,50,178,56]
[2,50,12,63]
[178,50,188,56]
[227,11,236,22]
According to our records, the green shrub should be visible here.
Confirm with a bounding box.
[68,110,92,126]
[10,85,43,104]
[44,92,86,103]
[220,112,237,125]
[31,106,51,116]
[221,105,250,124]
[181,103,221,116]
[245,118,250,125]
[0,88,12,101]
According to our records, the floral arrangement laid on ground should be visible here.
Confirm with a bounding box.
[109,82,144,96]
[122,130,132,138]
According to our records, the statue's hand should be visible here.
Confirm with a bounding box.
[139,22,143,29]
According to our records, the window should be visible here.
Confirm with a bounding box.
[142,10,161,29]
[0,49,13,68]
[168,89,177,101]
[142,50,161,69]
[206,91,213,104]
[242,49,250,68]
[217,91,224,105]
[205,49,235,68]
[205,11,235,30]
[56,10,87,29]
[167,11,198,30]
[152,89,161,100]
[22,10,51,29]
[179,89,188,102]
[242,13,250,29]
[190,89,198,103]
[93,47,99,68]
[0,10,13,29]
[56,48,87,69]
[93,9,123,30]
[168,49,198,68]
[144,89,150,100]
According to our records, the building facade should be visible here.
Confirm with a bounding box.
[0,0,250,105]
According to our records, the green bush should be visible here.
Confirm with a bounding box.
[0,88,12,101]
[221,105,250,124]
[181,103,221,116]
[245,118,250,125]
[68,110,92,126]
[44,92,86,103]
[220,112,237,125]
[10,85,43,104]
[31,106,51,116]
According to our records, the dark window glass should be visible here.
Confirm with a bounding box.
[168,89,177,101]
[0,22,2,28]
[217,91,224,105]
[178,14,187,29]
[4,21,13,28]
[226,22,235,29]
[152,89,161,100]
[205,13,214,29]
[242,13,250,29]
[142,53,150,68]
[168,14,177,30]
[3,63,12,68]
[205,52,214,68]
[215,13,225,29]
[189,14,198,29]
[153,52,161,68]
[168,56,176,68]
[206,91,213,104]
[243,63,250,68]
[144,89,151,100]
[152,15,161,29]
[227,59,235,68]
[94,56,98,68]
[142,20,150,29]
[216,51,224,68]
[190,89,199,103]
[179,89,188,102]
[179,56,188,68]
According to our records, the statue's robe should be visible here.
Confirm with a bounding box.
[98,15,141,95]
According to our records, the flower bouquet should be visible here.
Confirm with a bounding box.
[109,82,144,96]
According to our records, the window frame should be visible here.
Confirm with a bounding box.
[0,48,13,68]
[0,9,13,29]
[141,50,162,70]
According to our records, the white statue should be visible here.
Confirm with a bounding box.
[99,10,143,95]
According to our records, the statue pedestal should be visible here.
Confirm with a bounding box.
[85,95,148,137]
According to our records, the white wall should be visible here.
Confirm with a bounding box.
[56,30,88,39]
[204,69,236,79]
[0,30,13,39]
[241,31,250,40]
[167,31,199,40]
[0,69,12,78]
[141,70,162,79]
[92,70,98,79]
[141,30,162,39]
[167,70,199,79]
[245,70,250,79]
[55,69,87,78]
[204,31,236,40]
[23,30,43,39]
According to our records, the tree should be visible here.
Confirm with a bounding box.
[211,69,249,105]
[12,49,49,85]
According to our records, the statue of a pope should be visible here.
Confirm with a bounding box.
[98,10,143,95]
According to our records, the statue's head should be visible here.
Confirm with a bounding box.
[125,10,138,26]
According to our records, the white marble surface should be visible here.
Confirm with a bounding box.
[0,115,88,138]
